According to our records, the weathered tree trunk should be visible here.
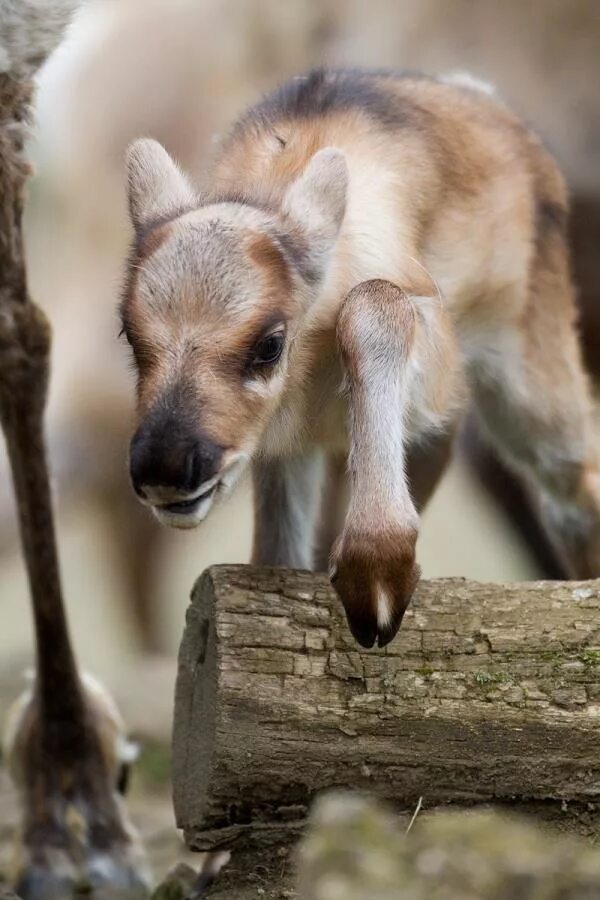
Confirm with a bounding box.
[173,565,600,857]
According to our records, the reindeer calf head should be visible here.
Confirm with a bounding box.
[121,139,347,527]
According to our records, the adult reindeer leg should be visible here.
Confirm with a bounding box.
[0,14,150,900]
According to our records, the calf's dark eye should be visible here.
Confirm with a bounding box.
[252,332,285,366]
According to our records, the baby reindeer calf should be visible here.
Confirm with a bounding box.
[121,68,600,647]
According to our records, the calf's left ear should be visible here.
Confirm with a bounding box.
[282,147,348,270]
[125,138,196,231]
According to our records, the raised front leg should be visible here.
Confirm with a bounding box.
[251,453,324,570]
[331,278,452,648]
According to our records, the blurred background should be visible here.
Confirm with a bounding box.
[1,0,599,876]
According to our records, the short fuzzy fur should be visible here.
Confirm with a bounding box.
[122,67,600,647]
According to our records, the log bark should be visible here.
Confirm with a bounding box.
[173,565,600,856]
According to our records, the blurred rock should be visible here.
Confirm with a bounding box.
[298,792,600,900]
[150,863,197,900]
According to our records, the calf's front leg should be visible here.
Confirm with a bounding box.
[331,279,422,648]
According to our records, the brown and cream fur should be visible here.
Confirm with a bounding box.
[122,68,600,647]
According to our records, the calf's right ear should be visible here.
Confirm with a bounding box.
[281,147,348,279]
[125,138,196,231]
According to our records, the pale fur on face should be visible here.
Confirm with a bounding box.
[122,139,348,527]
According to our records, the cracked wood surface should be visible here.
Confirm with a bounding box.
[173,565,600,861]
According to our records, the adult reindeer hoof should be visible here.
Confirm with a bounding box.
[329,525,420,648]
[14,855,151,900]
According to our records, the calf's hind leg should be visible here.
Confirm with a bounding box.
[406,425,457,514]
[471,240,600,579]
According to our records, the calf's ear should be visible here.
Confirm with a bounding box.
[281,148,348,278]
[125,138,196,231]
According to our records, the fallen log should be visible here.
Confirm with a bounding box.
[173,565,600,855]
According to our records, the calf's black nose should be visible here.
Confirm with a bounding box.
[129,420,222,497]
